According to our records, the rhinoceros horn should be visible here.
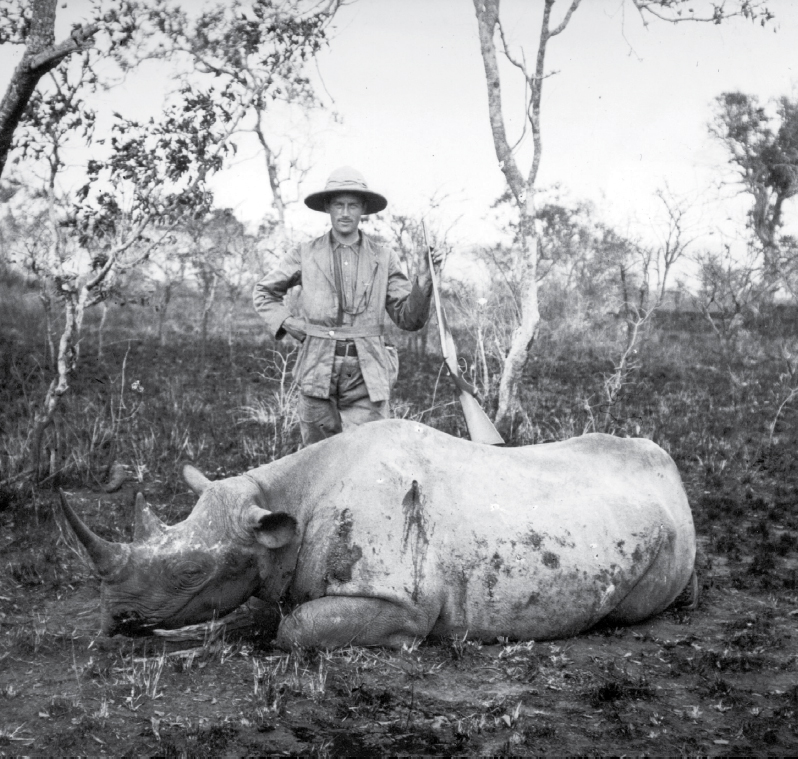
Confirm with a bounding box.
[133,493,167,542]
[58,490,129,578]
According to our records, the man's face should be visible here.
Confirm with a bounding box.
[327,193,365,238]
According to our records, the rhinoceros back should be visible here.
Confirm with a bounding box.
[262,420,695,642]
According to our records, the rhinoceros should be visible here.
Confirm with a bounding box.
[59,419,696,649]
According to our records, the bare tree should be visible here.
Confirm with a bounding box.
[471,0,773,437]
[144,243,189,349]
[594,190,695,429]
[217,230,263,364]
[692,244,766,365]
[471,0,568,436]
[177,210,246,368]
[650,187,696,307]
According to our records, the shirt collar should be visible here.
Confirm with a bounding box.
[329,229,362,251]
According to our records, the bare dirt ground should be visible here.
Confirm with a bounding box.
[1,328,797,755]
[1,489,796,757]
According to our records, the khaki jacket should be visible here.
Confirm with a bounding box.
[253,232,431,401]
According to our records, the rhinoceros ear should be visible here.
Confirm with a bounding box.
[133,493,167,542]
[247,506,297,550]
[183,464,211,495]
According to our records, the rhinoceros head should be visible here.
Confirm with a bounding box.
[59,465,297,636]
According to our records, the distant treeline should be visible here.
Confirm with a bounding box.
[653,304,798,336]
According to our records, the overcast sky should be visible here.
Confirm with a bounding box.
[2,0,797,250]
[302,0,797,247]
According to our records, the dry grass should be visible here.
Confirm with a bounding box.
[0,279,797,754]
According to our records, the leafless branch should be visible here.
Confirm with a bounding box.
[548,0,583,37]
[632,0,772,26]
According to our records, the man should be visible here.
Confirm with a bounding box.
[253,166,444,445]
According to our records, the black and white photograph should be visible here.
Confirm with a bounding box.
[1,0,796,754]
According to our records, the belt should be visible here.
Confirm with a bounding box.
[334,341,358,358]
[304,324,384,339]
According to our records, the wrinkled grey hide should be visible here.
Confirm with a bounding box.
[60,420,696,649]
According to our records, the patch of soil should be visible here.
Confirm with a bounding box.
[1,495,797,756]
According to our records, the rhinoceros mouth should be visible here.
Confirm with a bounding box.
[107,611,161,638]
[107,598,218,638]
[152,605,261,641]
[152,617,224,641]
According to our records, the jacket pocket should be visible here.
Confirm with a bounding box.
[292,337,315,388]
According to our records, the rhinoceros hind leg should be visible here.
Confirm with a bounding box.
[275,597,436,650]
[604,560,694,625]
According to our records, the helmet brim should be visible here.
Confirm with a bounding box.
[304,189,388,215]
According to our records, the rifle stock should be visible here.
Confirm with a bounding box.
[423,222,504,446]
[457,386,505,445]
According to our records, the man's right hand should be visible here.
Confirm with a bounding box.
[281,316,306,343]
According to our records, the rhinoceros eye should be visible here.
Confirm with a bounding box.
[167,556,213,590]
[176,563,207,587]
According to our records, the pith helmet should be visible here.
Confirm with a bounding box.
[304,166,388,215]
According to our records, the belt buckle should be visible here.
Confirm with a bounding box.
[336,340,356,357]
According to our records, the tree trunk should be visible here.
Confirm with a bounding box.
[97,301,109,360]
[39,282,56,369]
[199,272,218,370]
[472,0,557,438]
[26,288,86,477]
[475,303,490,395]
[254,116,287,245]
[157,282,173,348]
[23,245,118,484]
[493,205,541,436]
[0,0,98,178]
[225,290,236,366]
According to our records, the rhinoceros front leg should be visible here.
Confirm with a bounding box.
[275,596,436,649]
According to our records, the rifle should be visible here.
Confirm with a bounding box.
[423,222,504,445]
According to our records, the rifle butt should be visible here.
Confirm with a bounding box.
[458,390,504,446]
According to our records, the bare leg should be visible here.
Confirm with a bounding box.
[275,596,435,650]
